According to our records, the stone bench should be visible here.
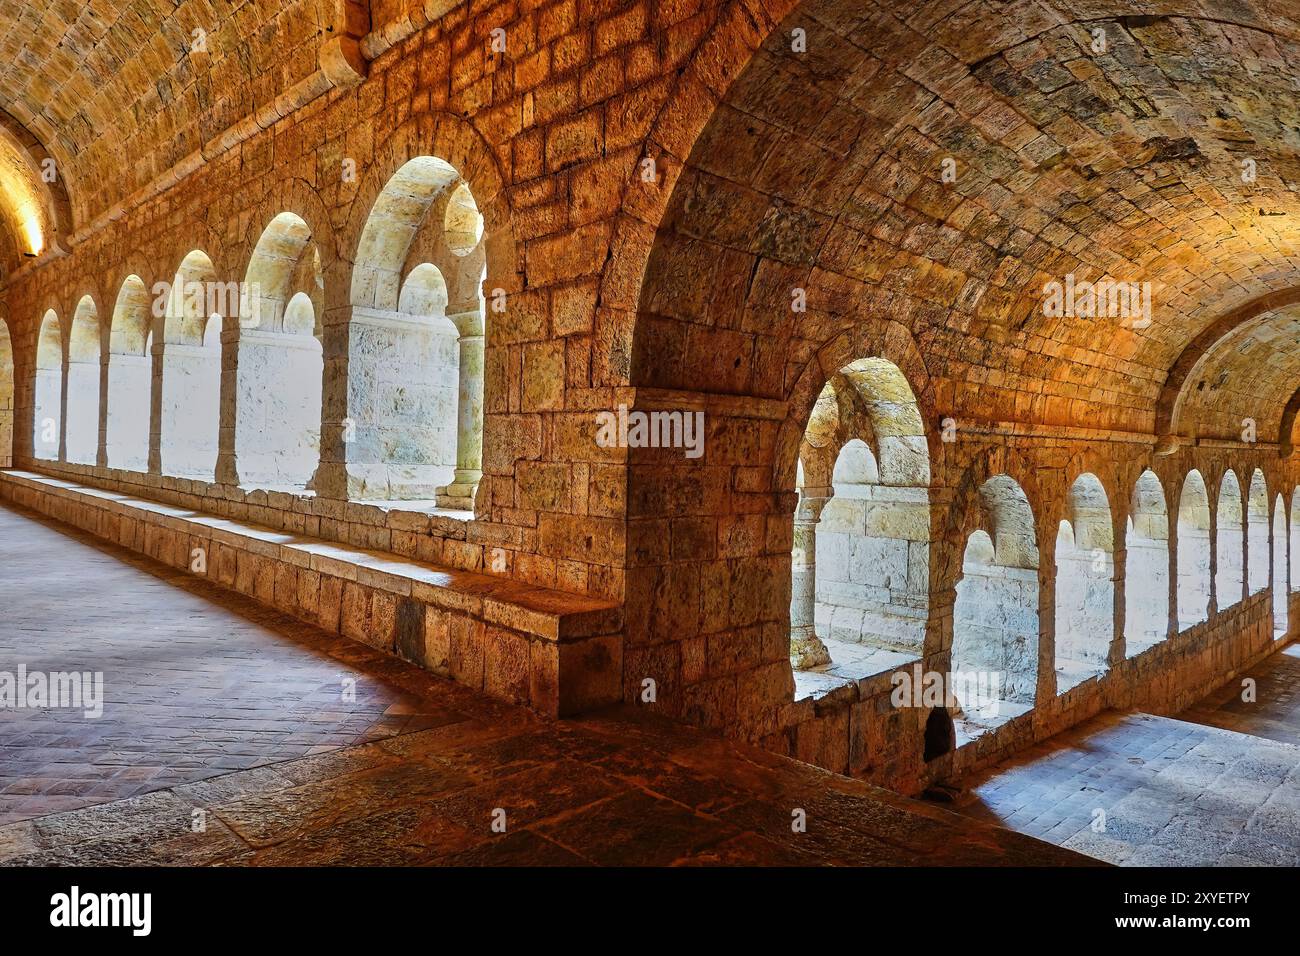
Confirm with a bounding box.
[0,470,623,717]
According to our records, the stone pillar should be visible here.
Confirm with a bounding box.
[436,309,483,510]
[1166,518,1180,637]
[1109,545,1126,666]
[0,340,12,468]
[308,304,351,500]
[1207,503,1219,616]
[96,351,110,468]
[56,353,69,463]
[1036,552,1057,702]
[147,325,165,475]
[214,320,240,486]
[790,491,831,669]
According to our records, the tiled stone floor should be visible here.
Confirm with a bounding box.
[0,501,1087,866]
[1181,644,1300,747]
[956,695,1300,866]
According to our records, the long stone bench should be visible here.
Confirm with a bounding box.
[0,470,623,717]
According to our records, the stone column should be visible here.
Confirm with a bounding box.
[307,304,351,500]
[1109,545,1126,666]
[1166,518,1180,637]
[790,491,831,669]
[436,309,484,511]
[1207,503,1219,616]
[214,319,241,486]
[56,352,69,463]
[0,345,12,468]
[96,351,110,468]
[147,323,165,475]
[1036,552,1057,702]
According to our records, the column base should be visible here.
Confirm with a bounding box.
[214,452,239,486]
[791,629,831,670]
[435,469,480,512]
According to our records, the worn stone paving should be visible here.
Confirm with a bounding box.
[0,501,1088,866]
[0,500,442,825]
[956,701,1300,866]
[1181,644,1300,747]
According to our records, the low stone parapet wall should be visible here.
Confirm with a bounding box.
[0,470,623,718]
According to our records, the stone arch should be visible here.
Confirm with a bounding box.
[951,474,1040,742]
[1055,473,1114,692]
[325,113,517,509]
[338,112,512,272]
[774,325,935,496]
[106,275,152,471]
[237,178,340,279]
[788,353,931,675]
[1278,386,1300,458]
[1125,468,1170,656]
[162,249,221,345]
[33,309,62,461]
[285,293,315,336]
[443,181,484,257]
[234,210,325,490]
[398,262,449,317]
[159,249,222,479]
[0,107,76,254]
[340,145,491,504]
[65,295,102,465]
[935,443,1043,586]
[1216,470,1245,610]
[1246,469,1270,595]
[1157,286,1300,443]
[831,438,877,485]
[105,251,161,312]
[1177,470,1212,630]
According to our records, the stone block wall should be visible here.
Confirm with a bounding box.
[815,485,928,651]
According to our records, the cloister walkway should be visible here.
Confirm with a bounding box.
[0,499,1082,866]
[956,647,1300,866]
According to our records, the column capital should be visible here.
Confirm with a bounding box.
[795,492,832,523]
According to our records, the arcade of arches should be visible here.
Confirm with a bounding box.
[2,0,1300,865]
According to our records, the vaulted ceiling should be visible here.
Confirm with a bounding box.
[635,0,1300,447]
[0,0,332,272]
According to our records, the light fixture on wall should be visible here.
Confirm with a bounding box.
[22,213,42,256]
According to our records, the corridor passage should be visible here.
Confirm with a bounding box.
[956,649,1300,866]
[0,499,449,825]
[0,501,1082,866]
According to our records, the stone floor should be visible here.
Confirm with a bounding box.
[1182,644,1300,747]
[956,695,1300,866]
[0,500,439,825]
[0,501,1087,866]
